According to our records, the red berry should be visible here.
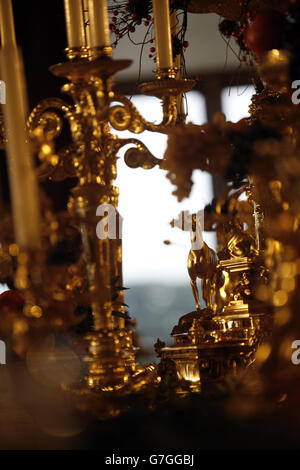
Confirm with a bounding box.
[149,54,152,58]
[183,41,189,48]
[144,21,149,26]
[113,10,118,16]
[150,47,155,52]
[112,16,117,23]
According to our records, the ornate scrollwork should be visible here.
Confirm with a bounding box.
[27,97,73,137]
[109,94,178,134]
[37,144,77,182]
[113,138,162,170]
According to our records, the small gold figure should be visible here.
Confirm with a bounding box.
[188,214,224,312]
[205,185,258,260]
[171,212,223,312]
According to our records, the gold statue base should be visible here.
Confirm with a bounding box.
[156,304,266,393]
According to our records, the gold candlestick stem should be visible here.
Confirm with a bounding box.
[26,53,191,408]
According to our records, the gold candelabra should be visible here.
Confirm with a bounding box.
[0,45,268,406]
[0,1,282,421]
[6,45,194,411]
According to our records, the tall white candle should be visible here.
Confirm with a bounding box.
[0,47,41,249]
[87,0,110,48]
[64,0,85,48]
[83,0,92,49]
[171,11,179,69]
[152,0,173,70]
[0,0,41,250]
[0,0,16,46]
[171,11,184,116]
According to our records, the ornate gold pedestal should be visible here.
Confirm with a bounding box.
[156,255,272,393]
[156,308,259,393]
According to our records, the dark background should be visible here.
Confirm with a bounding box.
[0,0,75,210]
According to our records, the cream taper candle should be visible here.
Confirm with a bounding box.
[0,0,41,249]
[171,10,184,116]
[83,0,92,49]
[171,11,180,70]
[152,0,173,70]
[64,0,85,48]
[0,0,16,46]
[88,0,110,49]
[0,46,41,249]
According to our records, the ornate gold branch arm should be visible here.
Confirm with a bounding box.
[27,97,89,166]
[108,94,177,135]
[27,97,73,135]
[113,137,163,170]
